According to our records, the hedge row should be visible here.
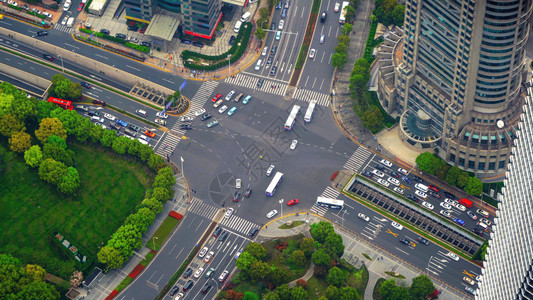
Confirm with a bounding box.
[183,22,253,71]
[363,19,380,63]
[79,28,150,53]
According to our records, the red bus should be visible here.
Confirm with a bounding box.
[459,198,473,208]
[48,97,74,110]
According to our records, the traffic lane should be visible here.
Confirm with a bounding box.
[0,72,45,95]
[330,201,481,293]
[120,213,209,300]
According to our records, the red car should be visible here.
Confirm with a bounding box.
[145,130,156,138]
[212,93,222,102]
[428,185,439,192]
[287,199,299,206]
[77,3,84,11]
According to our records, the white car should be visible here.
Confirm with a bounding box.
[195,108,206,116]
[234,249,242,260]
[443,198,455,205]
[235,178,241,189]
[377,178,389,187]
[290,140,298,150]
[447,252,460,261]
[398,168,408,175]
[358,213,369,222]
[104,113,116,121]
[266,165,275,176]
[156,111,168,119]
[213,99,224,108]
[262,47,268,56]
[266,210,278,219]
[387,177,400,186]
[155,118,167,126]
[63,1,70,10]
[198,247,208,258]
[391,221,403,230]
[452,202,466,211]
[440,210,451,218]
[225,90,235,101]
[380,159,393,167]
[181,116,193,122]
[224,208,234,218]
[61,16,69,25]
[415,190,427,199]
[128,37,139,43]
[421,201,434,210]
[218,105,228,113]
[393,187,404,194]
[372,169,384,177]
[309,49,316,59]
[334,2,340,12]
[278,20,284,30]
[204,251,214,263]
[440,202,452,210]
[193,267,204,278]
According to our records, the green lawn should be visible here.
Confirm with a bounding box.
[263,234,309,278]
[0,143,151,278]
[307,276,329,299]
[147,216,180,251]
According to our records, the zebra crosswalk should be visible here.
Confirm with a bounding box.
[224,73,287,96]
[343,146,375,173]
[220,214,259,236]
[293,88,331,107]
[311,186,341,216]
[187,198,219,220]
[155,131,184,156]
[54,24,72,34]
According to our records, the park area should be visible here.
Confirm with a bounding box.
[0,142,152,279]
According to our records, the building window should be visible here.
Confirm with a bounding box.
[450,153,456,162]
[459,158,465,165]
[489,162,495,170]
[499,160,505,169]
[468,160,475,169]
[478,162,485,170]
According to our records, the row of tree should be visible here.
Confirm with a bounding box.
[97,166,176,270]
[379,276,436,300]
[0,254,59,300]
[416,152,483,196]
[331,23,353,70]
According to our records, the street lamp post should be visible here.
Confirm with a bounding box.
[227,54,231,77]
[152,236,158,250]
[279,199,284,218]
[260,19,269,29]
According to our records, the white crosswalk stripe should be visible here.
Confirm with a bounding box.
[311,186,341,216]
[224,73,287,96]
[220,214,259,235]
[187,197,219,220]
[311,205,328,216]
[343,147,375,172]
[293,88,330,107]
[54,24,72,34]
[155,130,184,156]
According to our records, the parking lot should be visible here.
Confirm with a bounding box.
[348,179,484,255]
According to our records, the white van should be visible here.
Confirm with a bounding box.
[241,12,251,22]
[234,21,242,33]
[255,59,263,70]
[415,183,429,193]
[476,209,490,218]
[66,17,75,28]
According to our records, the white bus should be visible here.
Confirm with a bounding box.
[414,183,429,193]
[266,172,284,197]
[304,100,317,123]
[339,1,350,25]
[284,105,301,130]
[316,197,344,209]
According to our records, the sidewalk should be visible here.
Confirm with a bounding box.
[259,213,464,300]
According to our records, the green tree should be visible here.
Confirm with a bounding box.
[36,101,56,120]
[291,250,306,266]
[67,82,83,100]
[16,281,59,300]
[101,129,118,147]
[324,233,345,257]
[311,221,335,243]
[74,118,93,142]
[112,136,130,154]
[243,291,260,300]
[97,246,125,270]
[25,264,46,283]
[259,7,271,18]
[415,152,442,175]
[275,284,291,300]
[334,42,348,54]
[342,23,353,35]
[344,4,356,22]
[0,254,27,298]
[236,251,257,273]
[0,113,25,137]
[290,286,307,300]
[349,73,367,97]
[445,166,462,186]
[47,135,67,149]
[249,260,270,281]
[337,35,350,45]
[141,198,163,214]
[435,164,450,181]
[148,153,166,170]
[58,167,80,195]
[108,224,143,259]
[300,237,316,257]
[12,96,38,121]
[9,131,32,153]
[49,108,81,135]
[457,172,469,189]
[325,285,340,300]
[339,286,359,300]
[264,291,281,300]
[151,187,170,203]
[255,27,266,40]
[127,139,143,157]
[326,267,345,287]
[126,208,156,232]
[379,278,397,299]
[374,0,397,26]
[88,123,104,144]
[38,158,68,185]
[138,143,153,161]
[24,145,44,167]
[311,248,331,267]
[43,142,73,166]
[409,275,435,299]
[53,80,70,99]
[464,176,483,196]
[391,4,405,26]
[245,242,267,260]
[0,93,15,117]
[270,266,292,287]
[331,53,348,69]
[35,117,67,143]
[361,105,384,132]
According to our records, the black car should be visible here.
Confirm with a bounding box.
[183,268,193,278]
[390,171,400,178]
[127,25,138,31]
[413,176,424,183]
[88,110,100,117]
[169,286,179,296]
[228,35,236,45]
[248,227,259,237]
[320,11,327,23]
[93,99,107,106]
[363,171,373,178]
[140,41,151,47]
[244,188,252,197]
[416,236,429,245]
[182,280,193,292]
[129,124,140,132]
[233,191,241,202]
[181,39,192,45]
[443,191,456,200]
[402,176,413,184]
[406,194,418,202]
[271,45,277,55]
[115,33,127,39]
[218,231,228,242]
[201,283,212,294]
[270,22,276,30]
[43,54,54,61]
[36,31,48,37]
[80,81,92,89]
[201,113,212,121]
[266,56,273,66]
[213,226,222,237]
[270,66,277,76]
[257,79,264,88]
[399,238,410,245]
[275,0,281,9]
[375,164,385,171]
[192,41,204,48]
[100,29,110,35]
[180,124,192,130]
[473,227,483,237]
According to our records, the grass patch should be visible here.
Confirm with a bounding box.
[147,216,180,251]
[348,264,369,297]
[279,220,304,229]
[0,143,151,279]
[263,234,308,278]
[140,251,156,267]
[362,253,373,261]
[116,276,133,292]
[373,278,386,300]
[384,271,405,279]
[307,275,330,299]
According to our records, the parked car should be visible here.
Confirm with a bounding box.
[183,268,193,278]
[100,28,110,35]
[80,81,92,88]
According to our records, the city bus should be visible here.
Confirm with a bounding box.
[316,197,344,209]
[266,172,284,197]
[47,97,74,110]
[339,1,350,25]
[284,105,301,130]
[304,100,317,123]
